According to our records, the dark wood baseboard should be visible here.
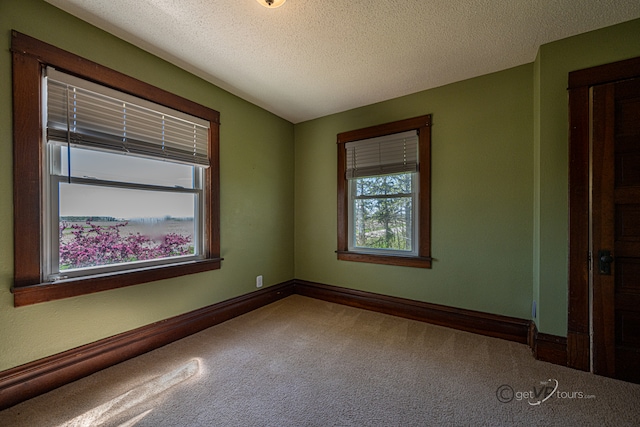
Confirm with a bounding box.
[0,281,293,410]
[293,280,531,344]
[530,321,568,366]
[567,331,590,371]
[1,279,569,411]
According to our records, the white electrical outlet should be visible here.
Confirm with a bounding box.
[256,275,263,288]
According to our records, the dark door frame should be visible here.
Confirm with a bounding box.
[567,55,640,373]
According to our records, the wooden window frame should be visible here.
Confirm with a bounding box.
[337,115,432,268]
[11,31,221,306]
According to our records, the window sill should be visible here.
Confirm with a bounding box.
[12,258,222,307]
[336,251,432,268]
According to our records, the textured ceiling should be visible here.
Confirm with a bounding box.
[44,0,640,123]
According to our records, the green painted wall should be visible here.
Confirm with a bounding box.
[295,17,640,338]
[295,65,534,319]
[0,0,294,371]
[2,0,640,373]
[534,18,640,335]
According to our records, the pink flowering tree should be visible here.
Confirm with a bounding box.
[59,221,193,270]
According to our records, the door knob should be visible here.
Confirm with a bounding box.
[600,254,614,263]
[598,250,614,275]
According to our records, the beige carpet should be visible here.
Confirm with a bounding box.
[1,295,639,426]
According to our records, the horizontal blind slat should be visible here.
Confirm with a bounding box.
[45,67,210,167]
[47,129,209,166]
[345,130,418,178]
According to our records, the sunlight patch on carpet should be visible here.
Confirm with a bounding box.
[57,359,200,427]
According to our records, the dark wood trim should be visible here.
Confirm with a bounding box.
[336,115,432,268]
[529,321,569,365]
[293,280,531,344]
[567,55,640,373]
[12,36,43,289]
[568,56,640,89]
[335,252,432,269]
[536,334,569,366]
[534,331,568,367]
[336,115,431,144]
[590,83,617,377]
[567,84,591,372]
[567,331,590,370]
[528,320,537,348]
[337,135,348,252]
[11,31,221,306]
[11,31,220,124]
[418,116,432,264]
[0,281,294,410]
[1,280,560,410]
[12,259,222,306]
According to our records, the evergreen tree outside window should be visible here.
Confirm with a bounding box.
[337,116,432,268]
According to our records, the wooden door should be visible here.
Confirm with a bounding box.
[591,76,640,383]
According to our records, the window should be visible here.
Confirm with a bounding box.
[337,115,432,268]
[11,31,221,306]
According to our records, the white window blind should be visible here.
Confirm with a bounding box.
[45,67,210,167]
[345,130,419,178]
